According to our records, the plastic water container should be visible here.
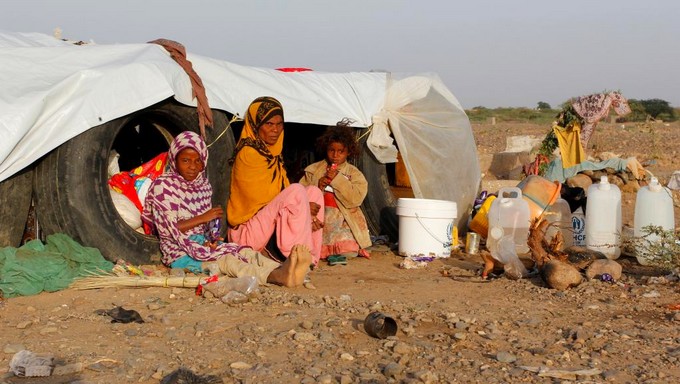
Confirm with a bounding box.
[571,207,586,246]
[486,187,531,258]
[544,198,574,250]
[634,177,675,265]
[585,176,622,259]
[517,175,562,220]
[396,198,457,258]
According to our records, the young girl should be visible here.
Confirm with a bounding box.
[299,121,371,259]
[142,131,311,287]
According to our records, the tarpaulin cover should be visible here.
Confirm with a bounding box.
[0,233,114,298]
[0,31,480,228]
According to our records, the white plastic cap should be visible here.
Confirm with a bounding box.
[599,175,611,190]
[649,177,662,192]
[490,227,504,240]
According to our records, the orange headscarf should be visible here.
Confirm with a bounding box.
[227,97,289,226]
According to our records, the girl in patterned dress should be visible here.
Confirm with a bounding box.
[300,121,371,260]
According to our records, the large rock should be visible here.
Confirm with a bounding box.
[541,260,583,290]
[562,246,607,270]
[585,259,623,281]
[566,174,593,191]
[489,151,531,180]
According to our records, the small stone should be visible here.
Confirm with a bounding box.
[392,342,411,355]
[230,361,252,369]
[496,351,517,363]
[340,353,354,361]
[294,332,317,342]
[16,321,32,329]
[453,333,466,340]
[382,362,403,378]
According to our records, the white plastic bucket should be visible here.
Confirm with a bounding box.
[396,198,457,257]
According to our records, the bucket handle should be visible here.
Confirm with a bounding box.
[414,213,452,247]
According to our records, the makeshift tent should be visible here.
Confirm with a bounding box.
[0,31,480,228]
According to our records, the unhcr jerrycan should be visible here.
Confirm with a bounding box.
[571,207,586,246]
[634,177,675,265]
[486,187,531,258]
[544,198,573,250]
[585,176,622,259]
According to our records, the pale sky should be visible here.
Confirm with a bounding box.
[2,0,678,109]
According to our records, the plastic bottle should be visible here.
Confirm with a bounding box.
[202,275,259,298]
[486,187,531,259]
[543,198,574,250]
[585,176,622,259]
[634,177,675,265]
[496,235,529,279]
[571,207,586,246]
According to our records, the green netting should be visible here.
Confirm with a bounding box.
[0,233,114,298]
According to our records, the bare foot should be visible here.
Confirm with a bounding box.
[268,244,312,287]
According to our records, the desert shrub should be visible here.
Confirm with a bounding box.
[625,225,680,272]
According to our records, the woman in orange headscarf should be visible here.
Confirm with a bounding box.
[227,96,324,265]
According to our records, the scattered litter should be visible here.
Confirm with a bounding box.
[327,255,348,266]
[399,256,433,269]
[600,273,615,283]
[519,366,602,380]
[161,367,221,384]
[95,306,145,323]
[370,235,390,245]
[9,350,54,377]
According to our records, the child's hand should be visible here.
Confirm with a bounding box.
[325,166,339,180]
[311,217,324,232]
[309,202,321,217]
[318,176,331,190]
[203,207,224,223]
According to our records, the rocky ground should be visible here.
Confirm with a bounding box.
[1,121,679,384]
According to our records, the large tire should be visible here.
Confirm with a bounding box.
[33,99,234,264]
[0,168,33,247]
[352,134,399,242]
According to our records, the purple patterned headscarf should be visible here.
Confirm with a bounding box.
[142,131,239,265]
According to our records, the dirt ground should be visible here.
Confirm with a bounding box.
[1,121,679,384]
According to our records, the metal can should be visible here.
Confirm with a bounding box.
[465,232,480,254]
[207,218,221,242]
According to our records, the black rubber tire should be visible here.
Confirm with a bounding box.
[0,168,33,248]
[33,99,234,264]
[352,134,399,242]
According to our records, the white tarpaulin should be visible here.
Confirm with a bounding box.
[0,31,480,225]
